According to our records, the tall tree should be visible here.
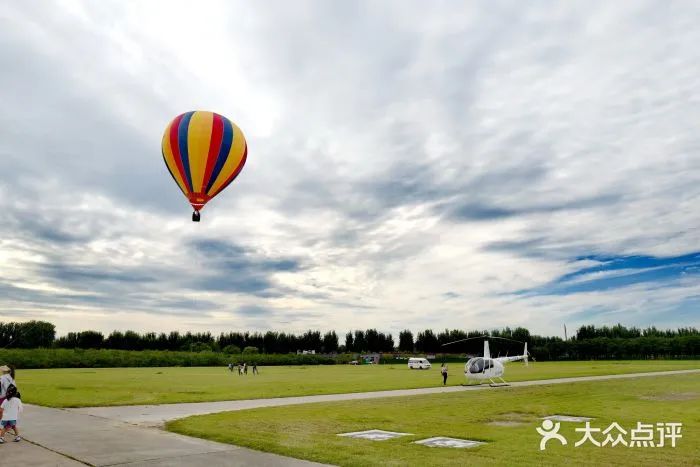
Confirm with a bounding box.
[345,332,354,352]
[398,330,414,352]
[322,331,339,352]
[353,330,367,352]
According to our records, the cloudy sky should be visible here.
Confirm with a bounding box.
[1,0,699,339]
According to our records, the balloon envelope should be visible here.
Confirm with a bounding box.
[161,111,247,213]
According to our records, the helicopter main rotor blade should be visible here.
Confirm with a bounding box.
[441,335,527,347]
[440,335,489,347]
[488,336,527,345]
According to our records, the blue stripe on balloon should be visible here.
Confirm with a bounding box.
[162,149,186,196]
[205,116,234,194]
[178,111,195,192]
[210,143,246,197]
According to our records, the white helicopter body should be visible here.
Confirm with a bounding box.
[455,339,530,385]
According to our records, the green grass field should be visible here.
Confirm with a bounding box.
[18,360,700,407]
[167,373,700,466]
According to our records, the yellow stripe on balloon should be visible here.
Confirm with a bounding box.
[207,122,247,196]
[161,120,188,195]
[187,111,214,193]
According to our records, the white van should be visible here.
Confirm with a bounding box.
[407,357,431,369]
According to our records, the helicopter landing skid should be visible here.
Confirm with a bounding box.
[488,377,509,387]
[461,379,509,387]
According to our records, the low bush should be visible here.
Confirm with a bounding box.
[0,348,354,369]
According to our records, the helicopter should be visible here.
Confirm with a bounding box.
[441,336,532,386]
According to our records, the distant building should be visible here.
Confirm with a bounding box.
[361,353,381,364]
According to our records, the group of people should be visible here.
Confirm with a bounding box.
[0,364,21,444]
[228,362,258,375]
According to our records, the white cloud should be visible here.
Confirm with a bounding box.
[1,0,699,338]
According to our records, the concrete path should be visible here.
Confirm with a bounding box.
[20,404,331,466]
[0,436,85,466]
[72,368,700,427]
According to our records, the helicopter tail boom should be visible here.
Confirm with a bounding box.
[496,342,529,365]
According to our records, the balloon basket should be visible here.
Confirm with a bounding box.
[192,211,201,222]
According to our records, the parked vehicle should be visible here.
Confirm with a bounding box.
[407,357,431,369]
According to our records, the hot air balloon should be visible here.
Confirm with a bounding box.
[161,111,247,221]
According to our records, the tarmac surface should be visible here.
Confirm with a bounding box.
[1,435,85,466]
[11,368,699,466]
[16,404,330,466]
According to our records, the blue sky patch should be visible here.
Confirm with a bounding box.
[518,252,700,296]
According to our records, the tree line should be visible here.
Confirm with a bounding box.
[56,329,342,354]
[0,321,698,359]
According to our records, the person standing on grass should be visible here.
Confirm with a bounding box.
[441,364,448,385]
[252,363,258,375]
[243,363,248,375]
[0,366,15,405]
[0,384,22,443]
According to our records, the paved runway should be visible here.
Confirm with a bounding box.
[20,404,330,466]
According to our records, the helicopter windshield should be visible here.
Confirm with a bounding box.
[468,358,484,373]
[467,357,493,373]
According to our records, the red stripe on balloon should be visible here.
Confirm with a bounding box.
[209,143,247,198]
[201,113,224,192]
[169,114,190,194]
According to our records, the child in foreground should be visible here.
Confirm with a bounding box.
[0,384,22,443]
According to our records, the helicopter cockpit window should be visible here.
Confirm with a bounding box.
[468,358,485,373]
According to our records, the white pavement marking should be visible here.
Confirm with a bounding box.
[543,415,593,422]
[413,437,484,448]
[70,368,700,426]
[337,429,412,440]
